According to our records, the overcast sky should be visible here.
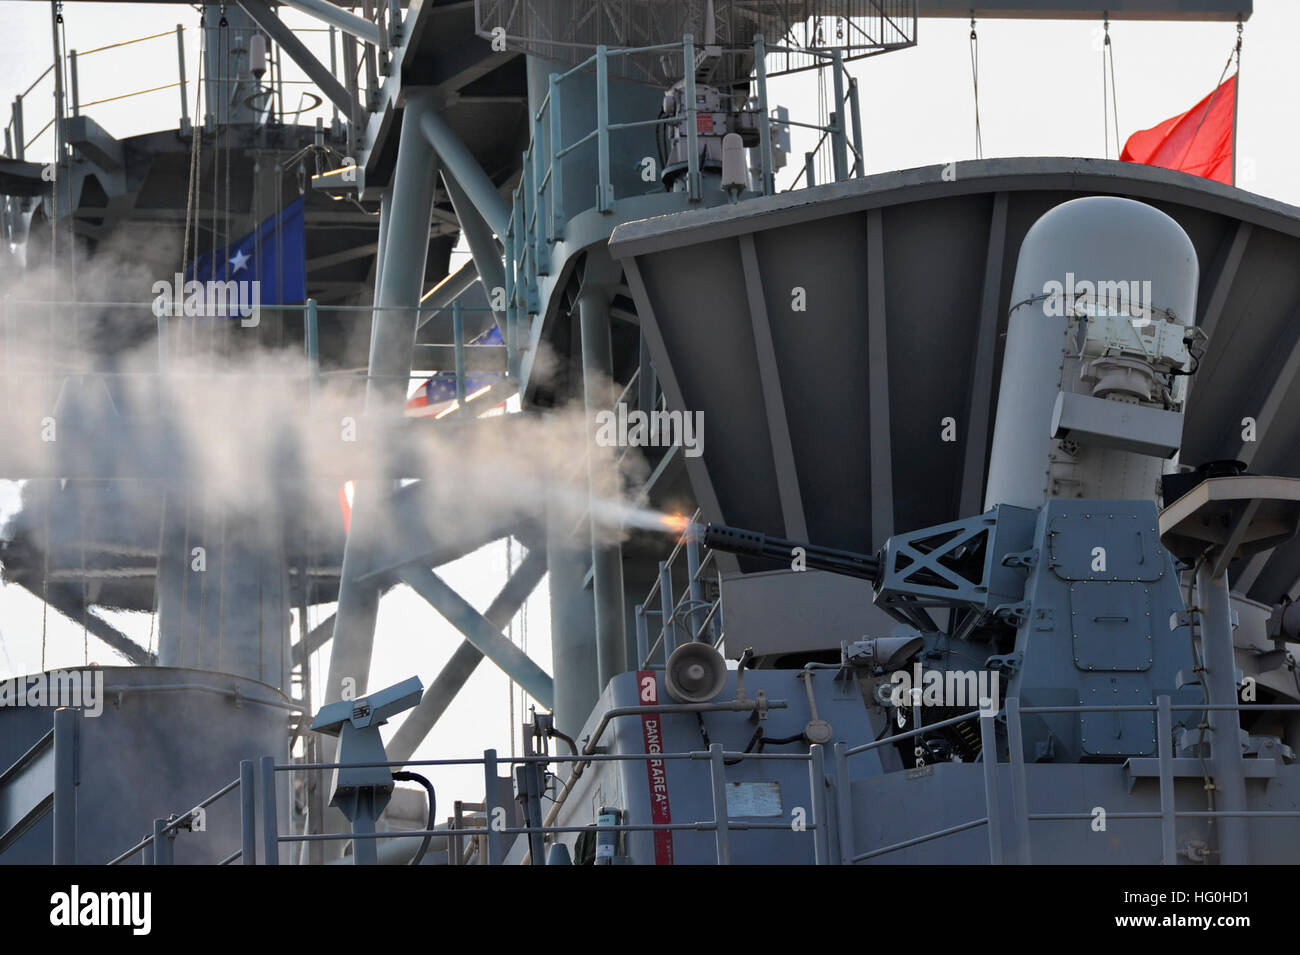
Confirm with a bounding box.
[0,1,1295,801]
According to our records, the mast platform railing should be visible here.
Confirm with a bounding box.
[505,33,867,336]
[2,5,398,167]
[92,695,1300,865]
[0,297,509,419]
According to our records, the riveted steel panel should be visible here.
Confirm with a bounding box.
[1069,581,1154,672]
[1049,512,1165,582]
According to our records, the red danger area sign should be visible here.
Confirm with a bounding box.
[637,670,674,865]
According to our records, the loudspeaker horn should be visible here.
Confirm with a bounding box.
[665,641,728,704]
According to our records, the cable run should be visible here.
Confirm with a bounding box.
[969,14,983,160]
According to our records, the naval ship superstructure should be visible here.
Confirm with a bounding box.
[1,0,1298,867]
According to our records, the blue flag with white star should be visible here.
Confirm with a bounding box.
[187,197,306,303]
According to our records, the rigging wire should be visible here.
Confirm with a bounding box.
[507,535,515,760]
[79,483,87,665]
[180,13,206,281]
[519,541,529,759]
[969,13,983,160]
[40,483,50,670]
[48,0,59,277]
[816,66,829,187]
[1232,16,1242,185]
[202,10,225,359]
[166,8,206,666]
[1173,23,1241,177]
[147,492,167,661]
[217,512,228,670]
[180,10,224,664]
[49,0,89,664]
[38,7,64,672]
[220,23,234,359]
[195,12,235,663]
[58,5,77,302]
[1101,16,1120,159]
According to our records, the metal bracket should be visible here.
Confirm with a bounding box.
[1001,549,1037,571]
[986,652,1022,677]
[994,601,1032,629]
[1245,735,1294,760]
[734,647,754,701]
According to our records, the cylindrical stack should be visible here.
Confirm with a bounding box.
[984,196,1198,510]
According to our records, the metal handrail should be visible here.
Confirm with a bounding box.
[3,12,387,165]
[77,83,183,112]
[859,697,1300,866]
[97,695,1300,865]
[505,32,865,343]
[851,816,990,863]
[783,72,862,191]
[8,27,189,162]
[76,28,184,58]
[2,293,507,406]
[105,772,243,865]
[4,299,494,312]
[634,506,719,668]
[262,734,829,866]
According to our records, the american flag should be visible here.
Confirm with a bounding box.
[405,325,506,418]
[342,326,508,531]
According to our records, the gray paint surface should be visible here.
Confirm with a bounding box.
[611,158,1300,603]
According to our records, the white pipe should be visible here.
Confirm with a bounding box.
[277,0,380,47]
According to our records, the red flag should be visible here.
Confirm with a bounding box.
[1120,74,1236,185]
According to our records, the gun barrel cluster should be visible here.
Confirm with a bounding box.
[699,523,881,584]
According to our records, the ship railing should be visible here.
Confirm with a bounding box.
[634,506,726,670]
[6,26,194,163]
[0,708,80,864]
[839,705,1002,863]
[0,297,512,420]
[3,7,400,166]
[784,49,867,190]
[847,697,1300,865]
[104,760,251,865]
[253,735,838,866]
[95,699,1300,865]
[506,33,867,334]
[995,698,1300,866]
